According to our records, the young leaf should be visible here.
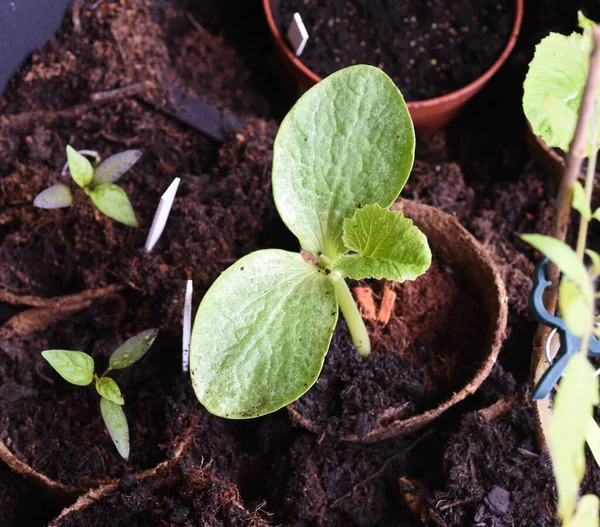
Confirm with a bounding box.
[521,235,590,292]
[272,65,415,259]
[593,208,600,222]
[33,184,73,209]
[109,328,158,370]
[569,494,599,527]
[87,183,138,227]
[96,377,124,405]
[331,204,431,282]
[93,150,142,185]
[41,350,94,386]
[572,181,592,220]
[558,278,590,337]
[190,249,338,419]
[586,417,600,470]
[586,249,600,275]
[549,353,599,523]
[66,145,94,188]
[100,396,130,460]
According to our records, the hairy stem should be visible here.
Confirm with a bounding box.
[332,273,371,357]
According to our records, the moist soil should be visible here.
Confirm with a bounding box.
[271,0,514,101]
[289,257,487,440]
[0,0,598,525]
[55,462,269,527]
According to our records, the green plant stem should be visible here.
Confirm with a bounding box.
[576,116,598,260]
[331,272,371,357]
[100,367,112,378]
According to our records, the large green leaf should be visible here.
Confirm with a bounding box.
[66,145,94,188]
[272,65,415,259]
[570,495,599,527]
[41,350,94,386]
[549,353,599,522]
[332,204,431,282]
[523,14,600,153]
[109,328,158,370]
[100,397,130,460]
[190,249,338,419]
[521,235,590,293]
[87,183,138,227]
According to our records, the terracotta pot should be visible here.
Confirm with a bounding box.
[0,412,194,497]
[49,461,270,526]
[263,0,524,132]
[288,199,509,443]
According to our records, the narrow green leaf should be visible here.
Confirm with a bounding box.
[66,145,94,188]
[572,181,592,220]
[33,184,73,209]
[109,329,158,370]
[521,235,590,292]
[569,494,599,527]
[88,183,138,227]
[42,350,94,386]
[331,204,431,282]
[190,249,338,419]
[272,65,415,259]
[96,377,124,405]
[93,150,142,185]
[586,418,600,470]
[100,397,130,460]
[559,278,591,337]
[549,353,599,522]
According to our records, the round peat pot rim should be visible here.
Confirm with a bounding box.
[263,0,524,131]
[0,416,194,498]
[288,199,508,443]
[49,459,270,527]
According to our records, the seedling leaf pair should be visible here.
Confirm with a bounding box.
[191,66,431,420]
[34,146,141,227]
[42,329,158,459]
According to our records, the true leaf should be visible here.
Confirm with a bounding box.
[586,249,600,275]
[549,353,599,522]
[521,235,590,293]
[93,150,142,185]
[109,328,158,370]
[100,396,130,460]
[586,418,600,470]
[41,350,94,386]
[88,183,138,227]
[592,208,600,222]
[558,278,591,337]
[331,204,431,282]
[572,181,592,220]
[272,65,415,259]
[33,184,73,209]
[523,17,600,154]
[569,494,599,527]
[96,377,124,405]
[66,145,94,188]
[190,249,338,419]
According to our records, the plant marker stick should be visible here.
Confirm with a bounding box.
[182,279,193,373]
[145,177,181,252]
[287,12,309,57]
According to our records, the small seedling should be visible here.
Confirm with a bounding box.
[33,146,141,227]
[190,65,431,419]
[524,13,600,525]
[42,328,158,459]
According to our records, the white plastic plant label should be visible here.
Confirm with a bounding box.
[287,12,309,57]
[145,177,180,252]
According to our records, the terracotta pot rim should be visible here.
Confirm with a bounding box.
[262,0,524,109]
[289,198,509,443]
[0,421,194,497]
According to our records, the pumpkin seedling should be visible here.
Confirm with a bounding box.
[190,65,431,420]
[33,146,141,227]
[41,328,158,459]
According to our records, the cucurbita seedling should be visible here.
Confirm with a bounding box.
[190,65,431,420]
[33,146,141,227]
[42,328,158,459]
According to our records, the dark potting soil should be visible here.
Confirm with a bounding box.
[289,257,487,440]
[272,0,514,101]
[55,461,269,527]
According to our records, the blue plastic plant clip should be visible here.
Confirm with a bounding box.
[530,258,600,400]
